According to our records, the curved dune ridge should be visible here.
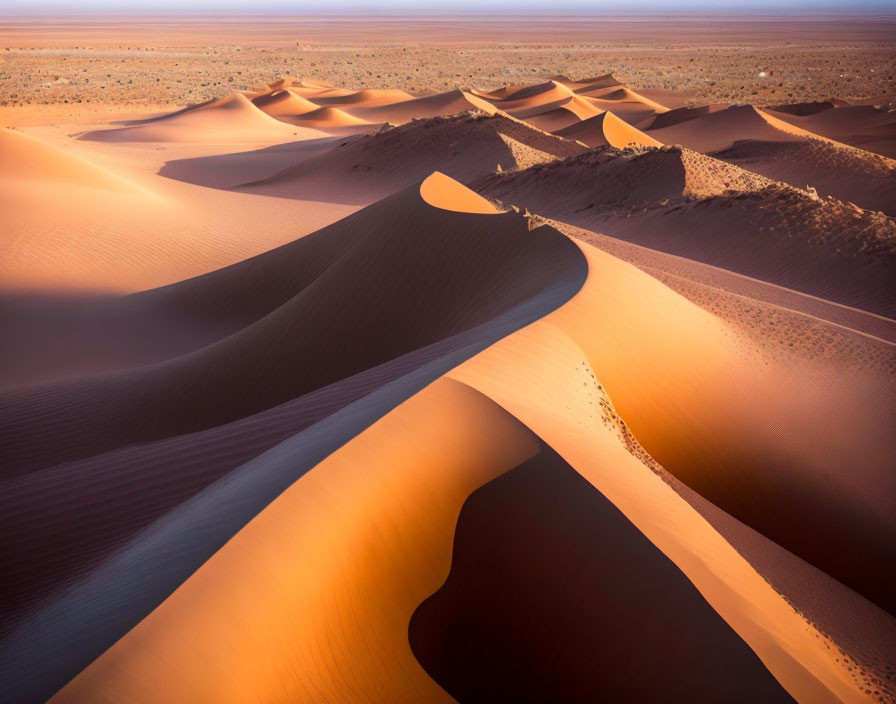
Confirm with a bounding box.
[646,104,841,152]
[555,110,663,148]
[0,127,145,194]
[2,72,895,704]
[237,110,585,204]
[0,174,589,704]
[713,138,896,215]
[80,92,305,142]
[292,105,372,127]
[476,144,896,317]
[410,444,795,703]
[0,128,355,294]
[250,88,321,116]
[766,104,896,158]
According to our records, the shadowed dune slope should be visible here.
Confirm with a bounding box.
[239,111,585,204]
[713,138,896,216]
[573,86,671,124]
[639,103,729,130]
[766,104,896,158]
[477,144,774,211]
[411,443,795,704]
[0,173,586,476]
[555,110,662,148]
[446,235,894,684]
[477,145,896,317]
[646,104,833,152]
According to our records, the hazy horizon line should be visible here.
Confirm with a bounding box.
[2,4,895,13]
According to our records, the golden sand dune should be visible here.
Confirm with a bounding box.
[311,87,415,107]
[555,110,662,148]
[80,92,306,143]
[640,103,729,130]
[0,129,354,293]
[349,88,494,124]
[291,104,373,128]
[250,88,321,117]
[0,127,144,194]
[2,70,895,704]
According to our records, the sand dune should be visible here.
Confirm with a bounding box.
[291,105,373,128]
[0,128,354,293]
[42,379,541,704]
[411,444,795,703]
[3,66,894,704]
[769,101,838,116]
[79,92,305,143]
[509,94,604,132]
[250,88,320,117]
[714,138,896,215]
[646,104,833,152]
[555,110,662,148]
[239,111,585,204]
[0,173,585,475]
[477,145,896,316]
[446,234,892,698]
[311,87,415,107]
[640,103,729,130]
[0,127,145,194]
[766,104,896,158]
[349,88,494,124]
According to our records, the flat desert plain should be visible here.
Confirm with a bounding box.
[0,13,895,704]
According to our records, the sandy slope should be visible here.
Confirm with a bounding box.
[411,444,794,703]
[646,104,834,152]
[45,379,540,704]
[250,88,320,117]
[79,92,309,143]
[445,235,891,701]
[239,111,585,204]
[713,138,896,216]
[0,174,585,475]
[766,104,896,158]
[0,126,356,293]
[476,145,896,317]
[555,110,662,148]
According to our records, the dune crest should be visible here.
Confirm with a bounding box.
[555,110,662,148]
[420,171,500,213]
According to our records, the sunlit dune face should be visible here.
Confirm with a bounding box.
[49,379,540,704]
[419,171,501,214]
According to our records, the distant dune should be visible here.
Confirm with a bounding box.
[477,145,896,317]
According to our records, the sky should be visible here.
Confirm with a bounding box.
[0,0,893,10]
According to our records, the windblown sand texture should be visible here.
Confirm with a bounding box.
[1,48,895,704]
